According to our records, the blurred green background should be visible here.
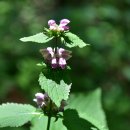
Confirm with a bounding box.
[0,0,130,130]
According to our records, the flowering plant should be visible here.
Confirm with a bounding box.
[0,19,109,130]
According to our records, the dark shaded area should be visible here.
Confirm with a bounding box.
[0,0,130,130]
[42,67,71,84]
[63,109,92,130]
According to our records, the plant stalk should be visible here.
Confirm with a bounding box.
[47,115,51,130]
[47,35,58,130]
[47,100,52,130]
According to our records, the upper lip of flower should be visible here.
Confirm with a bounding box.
[59,19,70,26]
[48,20,56,26]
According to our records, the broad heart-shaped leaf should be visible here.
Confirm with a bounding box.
[31,115,67,130]
[63,109,97,130]
[20,33,53,43]
[0,103,38,127]
[66,89,109,130]
[39,72,71,107]
[63,32,89,48]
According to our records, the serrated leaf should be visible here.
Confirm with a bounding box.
[20,33,53,43]
[0,103,38,127]
[63,32,89,48]
[67,89,109,130]
[31,115,67,130]
[39,72,71,107]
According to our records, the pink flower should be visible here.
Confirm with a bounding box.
[40,47,71,69]
[48,20,57,30]
[48,19,70,31]
[59,19,70,31]
[59,58,66,69]
[33,93,49,107]
[58,48,72,60]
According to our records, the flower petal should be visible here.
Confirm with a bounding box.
[59,58,66,69]
[51,58,57,68]
[48,20,56,26]
[58,25,69,31]
[49,25,57,30]
[57,48,65,56]
[40,48,52,60]
[35,93,45,99]
[62,50,72,60]
[47,47,54,57]
[57,48,72,60]
[60,19,70,26]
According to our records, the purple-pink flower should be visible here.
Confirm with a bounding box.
[48,19,70,31]
[40,47,72,69]
[33,93,48,107]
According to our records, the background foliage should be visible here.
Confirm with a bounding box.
[0,0,130,130]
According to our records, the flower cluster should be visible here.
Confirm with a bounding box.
[48,19,70,31]
[35,19,71,115]
[33,93,67,112]
[40,47,71,69]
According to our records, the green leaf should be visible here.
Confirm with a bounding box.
[30,115,46,130]
[31,115,67,130]
[39,72,71,107]
[36,62,47,67]
[91,127,98,130]
[63,109,94,130]
[63,32,89,48]
[20,33,53,43]
[51,117,67,130]
[0,103,38,127]
[67,89,109,130]
[31,111,98,130]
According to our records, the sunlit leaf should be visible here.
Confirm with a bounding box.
[63,32,89,48]
[20,33,53,43]
[67,89,109,130]
[0,103,38,127]
[31,115,67,130]
[39,72,71,107]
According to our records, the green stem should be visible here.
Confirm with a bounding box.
[47,36,58,130]
[47,100,52,130]
[47,115,51,130]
